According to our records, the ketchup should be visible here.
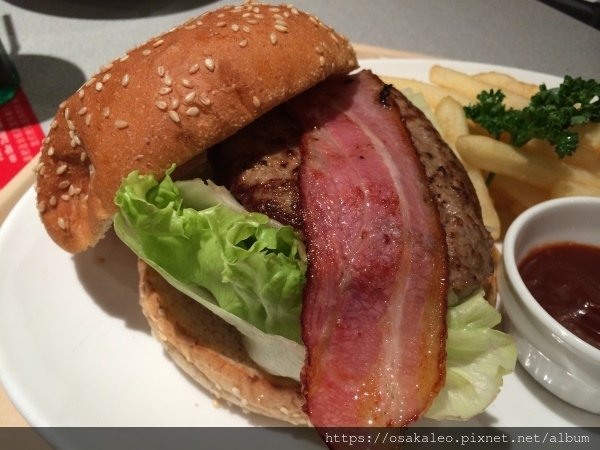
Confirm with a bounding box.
[518,242,600,350]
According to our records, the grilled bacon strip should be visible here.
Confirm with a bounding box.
[288,71,448,427]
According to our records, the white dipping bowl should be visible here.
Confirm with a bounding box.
[499,196,600,414]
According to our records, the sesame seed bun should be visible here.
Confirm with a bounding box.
[138,259,308,425]
[35,2,357,253]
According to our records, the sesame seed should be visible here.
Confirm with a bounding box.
[78,107,88,116]
[115,120,129,129]
[319,56,325,67]
[102,107,110,118]
[242,12,251,18]
[185,107,200,117]
[59,101,67,109]
[184,92,196,104]
[168,110,180,123]
[273,14,284,20]
[163,75,173,87]
[231,387,241,396]
[199,94,212,106]
[247,19,258,24]
[155,100,168,110]
[269,7,280,12]
[56,163,68,175]
[49,196,57,206]
[68,185,81,196]
[120,54,130,62]
[38,201,47,213]
[102,73,111,83]
[64,108,70,120]
[51,120,58,129]
[158,86,172,95]
[85,114,92,126]
[252,96,261,108]
[217,12,225,18]
[252,6,260,13]
[121,74,130,87]
[58,180,70,189]
[242,25,251,33]
[101,63,113,72]
[80,152,87,162]
[290,7,299,15]
[181,78,193,88]
[70,139,78,148]
[157,66,165,77]
[57,218,68,230]
[231,24,240,32]
[189,63,200,74]
[85,78,95,88]
[142,49,151,56]
[95,82,103,92]
[275,19,287,27]
[170,99,180,110]
[216,21,226,27]
[78,90,85,100]
[153,39,164,48]
[47,146,55,156]
[67,120,75,131]
[60,194,70,201]
[239,39,248,47]
[204,58,215,72]
[270,33,277,45]
[274,23,288,33]
[34,161,44,174]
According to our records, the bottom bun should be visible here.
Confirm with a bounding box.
[138,260,308,425]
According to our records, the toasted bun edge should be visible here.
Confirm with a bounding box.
[138,260,309,425]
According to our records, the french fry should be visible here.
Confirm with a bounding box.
[455,135,600,191]
[435,96,501,239]
[489,175,549,215]
[430,65,529,109]
[378,76,471,110]
[550,179,600,198]
[435,96,470,145]
[473,71,539,99]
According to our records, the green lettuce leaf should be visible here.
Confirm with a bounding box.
[425,291,516,420]
[114,171,307,378]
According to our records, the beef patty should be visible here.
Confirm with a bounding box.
[209,107,303,229]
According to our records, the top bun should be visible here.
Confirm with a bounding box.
[35,1,357,253]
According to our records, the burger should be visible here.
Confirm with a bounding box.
[35,1,515,431]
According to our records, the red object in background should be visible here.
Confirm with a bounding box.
[0,88,45,188]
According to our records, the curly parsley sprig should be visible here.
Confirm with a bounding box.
[464,76,600,158]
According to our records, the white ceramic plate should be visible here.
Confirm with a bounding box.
[1,59,598,432]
